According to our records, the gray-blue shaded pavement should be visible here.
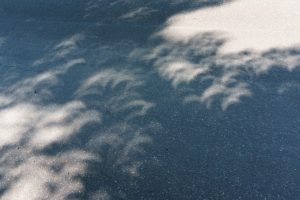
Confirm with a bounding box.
[0,1,299,199]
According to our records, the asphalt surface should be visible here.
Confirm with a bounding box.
[0,1,299,199]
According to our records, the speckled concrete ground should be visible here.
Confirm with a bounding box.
[0,1,299,199]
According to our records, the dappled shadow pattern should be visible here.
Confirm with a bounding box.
[0,17,157,199]
[145,32,300,110]
[0,0,300,199]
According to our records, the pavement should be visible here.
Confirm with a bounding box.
[0,1,299,199]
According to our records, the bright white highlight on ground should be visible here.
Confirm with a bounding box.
[159,0,300,54]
